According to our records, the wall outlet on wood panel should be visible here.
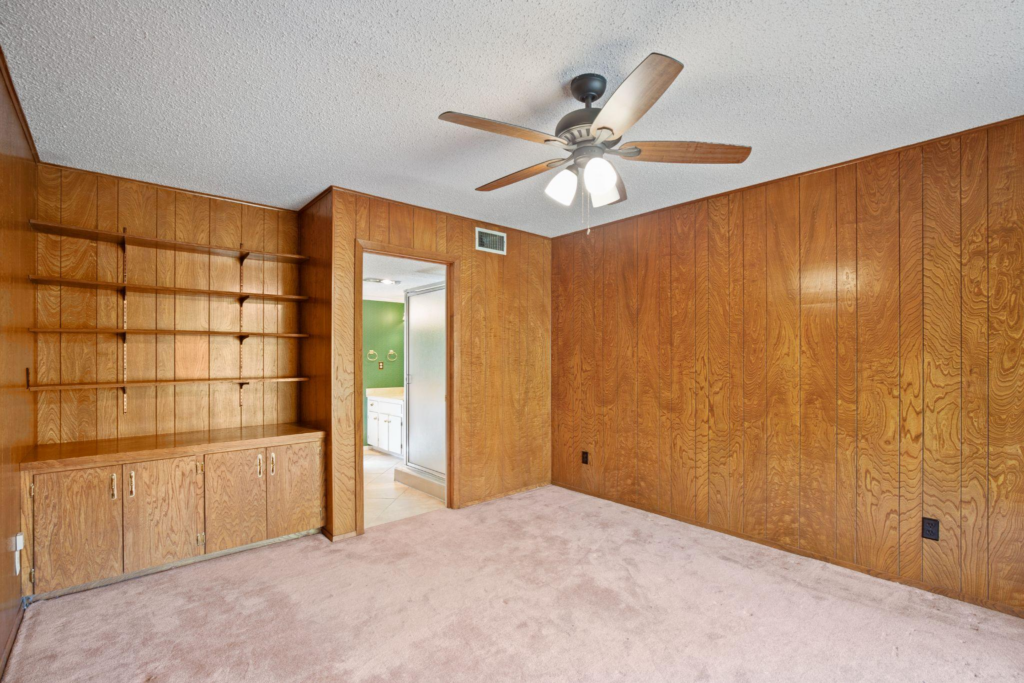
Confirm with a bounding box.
[922,517,940,541]
[582,451,589,465]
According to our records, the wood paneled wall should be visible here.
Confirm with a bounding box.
[301,188,551,538]
[552,116,1024,613]
[0,47,36,672]
[33,164,301,443]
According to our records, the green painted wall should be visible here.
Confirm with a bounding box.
[362,300,404,445]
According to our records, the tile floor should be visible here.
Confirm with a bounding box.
[363,448,445,528]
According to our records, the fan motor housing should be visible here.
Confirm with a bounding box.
[556,107,621,147]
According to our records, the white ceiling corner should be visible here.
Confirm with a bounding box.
[2,0,1022,237]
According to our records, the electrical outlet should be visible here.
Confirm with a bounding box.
[582,451,589,465]
[922,517,940,541]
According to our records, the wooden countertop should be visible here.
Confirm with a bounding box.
[18,424,326,472]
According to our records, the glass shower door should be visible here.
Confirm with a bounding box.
[404,284,446,477]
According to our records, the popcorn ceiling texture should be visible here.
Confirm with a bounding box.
[2,0,1023,237]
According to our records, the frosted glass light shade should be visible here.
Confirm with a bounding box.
[583,157,617,194]
[545,168,578,206]
[590,184,620,208]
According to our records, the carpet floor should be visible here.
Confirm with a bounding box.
[5,485,1024,682]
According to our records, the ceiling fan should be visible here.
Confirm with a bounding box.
[439,53,751,208]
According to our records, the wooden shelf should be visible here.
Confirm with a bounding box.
[29,276,308,303]
[18,423,325,472]
[31,220,308,264]
[28,377,308,392]
[29,328,308,339]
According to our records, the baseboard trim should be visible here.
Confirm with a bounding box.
[553,482,1024,620]
[456,481,551,509]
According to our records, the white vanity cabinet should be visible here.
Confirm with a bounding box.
[366,390,404,457]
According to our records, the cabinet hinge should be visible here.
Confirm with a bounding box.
[196,462,205,475]
[196,532,206,546]
[29,568,35,586]
[29,482,35,498]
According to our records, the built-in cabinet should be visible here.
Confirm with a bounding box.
[21,427,325,596]
[32,466,124,594]
[367,396,404,457]
[123,457,200,574]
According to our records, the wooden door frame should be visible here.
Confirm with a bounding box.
[354,240,460,534]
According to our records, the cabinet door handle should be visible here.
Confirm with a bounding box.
[129,471,136,498]
[257,454,263,478]
[269,452,276,476]
[110,473,117,500]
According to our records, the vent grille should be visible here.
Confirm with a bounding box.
[475,227,506,255]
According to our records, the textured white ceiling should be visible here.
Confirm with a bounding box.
[363,253,444,303]
[3,1,1023,237]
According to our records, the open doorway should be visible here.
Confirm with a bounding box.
[360,252,448,528]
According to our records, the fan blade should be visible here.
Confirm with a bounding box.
[591,53,683,140]
[476,159,566,192]
[439,112,564,146]
[618,141,751,164]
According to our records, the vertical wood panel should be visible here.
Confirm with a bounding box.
[708,196,740,529]
[59,169,98,443]
[898,147,925,580]
[35,165,61,444]
[766,178,801,546]
[670,205,696,519]
[987,120,1024,608]
[388,203,414,248]
[835,165,859,562]
[856,152,901,574]
[742,188,767,537]
[637,213,661,510]
[694,201,711,522]
[578,227,603,495]
[95,176,119,439]
[960,130,989,601]
[551,237,574,487]
[209,200,241,431]
[604,220,638,505]
[922,138,963,592]
[155,189,176,434]
[174,192,210,433]
[799,170,837,557]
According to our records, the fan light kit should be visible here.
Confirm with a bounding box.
[440,53,751,210]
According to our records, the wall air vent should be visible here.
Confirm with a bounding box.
[475,227,506,255]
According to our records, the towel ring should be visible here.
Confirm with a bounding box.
[367,350,379,362]
[387,350,398,362]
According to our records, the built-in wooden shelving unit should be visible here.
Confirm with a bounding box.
[27,377,308,392]
[29,328,308,339]
[31,220,308,264]
[28,276,307,303]
[29,218,310,410]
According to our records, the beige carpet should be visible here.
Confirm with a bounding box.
[5,486,1024,682]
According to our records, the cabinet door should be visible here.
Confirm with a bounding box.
[379,416,390,452]
[367,411,380,448]
[205,448,267,553]
[33,466,123,593]
[267,442,324,538]
[389,416,403,455]
[123,457,199,573]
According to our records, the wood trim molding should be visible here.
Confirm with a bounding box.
[354,239,461,525]
[0,44,38,162]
